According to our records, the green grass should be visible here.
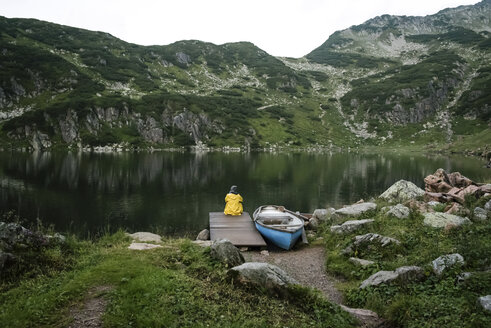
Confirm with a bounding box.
[321,198,491,327]
[0,230,355,328]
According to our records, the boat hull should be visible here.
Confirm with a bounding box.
[254,222,303,250]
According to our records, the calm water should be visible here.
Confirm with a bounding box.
[0,151,489,236]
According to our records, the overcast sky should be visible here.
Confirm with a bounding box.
[0,0,481,57]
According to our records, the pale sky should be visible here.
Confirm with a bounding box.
[0,0,482,57]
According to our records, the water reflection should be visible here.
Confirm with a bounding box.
[0,151,489,236]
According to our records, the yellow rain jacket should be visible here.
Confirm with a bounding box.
[224,193,243,216]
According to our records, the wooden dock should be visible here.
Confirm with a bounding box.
[209,212,267,247]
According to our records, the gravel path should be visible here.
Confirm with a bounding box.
[244,245,344,304]
[243,245,384,327]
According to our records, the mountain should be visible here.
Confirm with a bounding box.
[0,1,489,152]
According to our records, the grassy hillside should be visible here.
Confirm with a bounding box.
[0,0,489,152]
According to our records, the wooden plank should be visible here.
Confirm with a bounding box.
[209,212,267,247]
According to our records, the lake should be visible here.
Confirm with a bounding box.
[0,150,489,237]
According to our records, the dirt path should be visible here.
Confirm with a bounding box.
[68,286,112,328]
[243,245,384,327]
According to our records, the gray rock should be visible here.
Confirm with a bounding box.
[360,270,398,288]
[312,209,328,221]
[192,240,213,247]
[360,266,424,288]
[313,208,335,222]
[176,52,191,65]
[473,207,488,221]
[128,242,163,250]
[47,233,66,244]
[432,253,465,275]
[423,212,471,228]
[0,221,46,250]
[354,233,401,247]
[306,217,319,231]
[196,229,210,241]
[339,305,382,326]
[210,239,245,267]
[128,232,162,243]
[229,262,298,292]
[484,200,491,211]
[457,272,473,283]
[330,219,375,234]
[383,204,410,219]
[379,180,425,203]
[479,295,491,312]
[394,266,425,283]
[349,257,375,267]
[334,203,377,218]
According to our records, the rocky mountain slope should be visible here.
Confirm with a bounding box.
[0,0,489,151]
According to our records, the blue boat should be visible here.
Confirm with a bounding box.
[253,205,306,250]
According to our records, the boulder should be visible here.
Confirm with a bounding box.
[306,217,319,231]
[473,207,488,221]
[47,233,66,244]
[210,239,245,267]
[432,253,465,275]
[128,242,163,250]
[196,229,210,241]
[360,270,398,288]
[128,232,162,243]
[360,266,424,289]
[379,180,425,203]
[479,295,491,312]
[313,208,335,222]
[334,203,377,218]
[349,257,375,267]
[423,212,471,228]
[339,305,382,327]
[383,204,410,219]
[229,262,298,293]
[330,219,375,234]
[485,199,491,211]
[354,233,401,247]
[0,222,47,250]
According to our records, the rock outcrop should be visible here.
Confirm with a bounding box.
[424,169,490,206]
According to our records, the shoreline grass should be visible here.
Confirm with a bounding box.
[0,230,356,328]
